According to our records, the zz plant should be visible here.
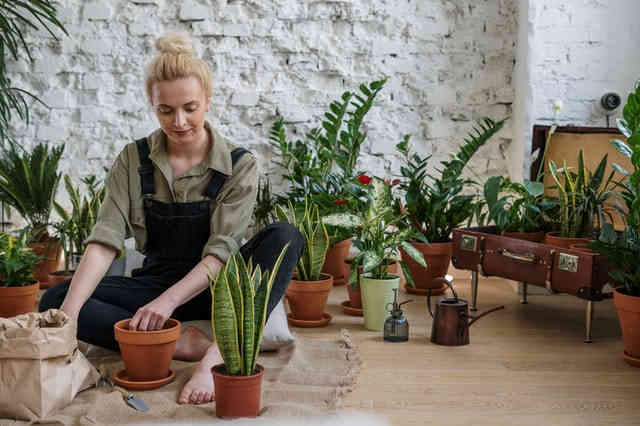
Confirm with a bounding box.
[274,199,329,281]
[483,176,547,233]
[209,245,289,376]
[396,118,505,243]
[324,177,427,288]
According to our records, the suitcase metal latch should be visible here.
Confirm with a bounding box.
[558,253,579,273]
[460,235,478,252]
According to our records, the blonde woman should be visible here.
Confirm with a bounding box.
[40,33,303,405]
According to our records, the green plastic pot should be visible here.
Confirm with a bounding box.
[360,274,400,331]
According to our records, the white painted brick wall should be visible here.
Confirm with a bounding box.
[8,0,517,199]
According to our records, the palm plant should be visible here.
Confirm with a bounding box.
[274,199,329,281]
[396,118,506,242]
[0,142,64,240]
[0,1,68,143]
[209,245,289,376]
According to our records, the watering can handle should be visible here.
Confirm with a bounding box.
[427,275,455,318]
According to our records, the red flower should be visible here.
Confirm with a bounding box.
[333,199,348,205]
[357,174,372,185]
[391,179,400,187]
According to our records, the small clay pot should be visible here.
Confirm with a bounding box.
[502,231,545,243]
[347,283,362,309]
[0,282,39,317]
[47,271,73,287]
[213,363,264,418]
[400,241,452,295]
[321,237,352,286]
[114,318,181,381]
[29,240,62,284]
[285,274,333,321]
[544,232,590,249]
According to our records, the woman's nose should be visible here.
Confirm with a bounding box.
[174,110,186,127]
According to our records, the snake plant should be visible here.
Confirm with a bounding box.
[209,245,289,376]
[274,199,329,281]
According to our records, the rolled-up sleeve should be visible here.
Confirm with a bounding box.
[85,149,131,255]
[203,155,258,263]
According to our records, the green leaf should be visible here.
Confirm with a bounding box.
[399,260,415,288]
[361,250,383,273]
[211,262,241,375]
[400,241,427,267]
[323,212,362,228]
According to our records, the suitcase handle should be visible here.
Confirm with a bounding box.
[497,248,539,264]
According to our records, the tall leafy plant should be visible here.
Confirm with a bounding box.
[396,118,505,242]
[483,176,547,233]
[591,80,640,296]
[324,177,426,288]
[274,199,329,281]
[0,1,68,143]
[0,142,64,240]
[209,246,289,376]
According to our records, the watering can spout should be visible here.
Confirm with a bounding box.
[467,305,505,327]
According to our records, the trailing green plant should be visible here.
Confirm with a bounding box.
[0,1,68,143]
[270,79,386,245]
[547,150,617,238]
[324,177,427,288]
[53,174,105,260]
[274,199,329,281]
[209,245,289,376]
[591,80,640,296]
[483,176,547,233]
[0,230,39,287]
[0,142,64,240]
[396,118,506,243]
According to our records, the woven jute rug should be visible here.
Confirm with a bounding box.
[1,329,362,426]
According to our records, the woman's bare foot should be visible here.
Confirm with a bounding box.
[173,326,212,362]
[178,343,222,404]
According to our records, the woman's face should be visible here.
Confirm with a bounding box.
[150,76,210,146]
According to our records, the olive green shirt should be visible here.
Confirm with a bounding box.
[86,121,258,263]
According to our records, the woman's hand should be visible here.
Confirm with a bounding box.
[130,294,177,331]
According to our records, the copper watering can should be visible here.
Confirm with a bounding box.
[427,275,504,346]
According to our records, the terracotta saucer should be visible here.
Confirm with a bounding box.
[113,368,176,391]
[405,285,446,296]
[623,351,640,367]
[287,312,332,328]
[341,300,363,316]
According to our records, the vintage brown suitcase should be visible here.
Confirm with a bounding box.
[451,226,611,342]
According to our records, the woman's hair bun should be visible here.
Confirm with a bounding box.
[155,32,195,55]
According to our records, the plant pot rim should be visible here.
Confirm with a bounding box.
[114,318,181,345]
[115,318,180,334]
[614,287,640,299]
[291,273,333,283]
[212,363,264,379]
[361,273,400,281]
[546,231,589,239]
[0,281,39,291]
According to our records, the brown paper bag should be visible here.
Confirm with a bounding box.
[0,309,100,421]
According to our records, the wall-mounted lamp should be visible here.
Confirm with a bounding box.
[600,92,622,127]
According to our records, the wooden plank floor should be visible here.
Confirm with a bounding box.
[290,270,640,426]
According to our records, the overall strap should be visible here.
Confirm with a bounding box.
[136,137,155,196]
[204,147,250,199]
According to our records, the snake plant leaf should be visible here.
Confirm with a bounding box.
[400,241,427,268]
[242,265,258,375]
[323,212,362,228]
[229,255,246,360]
[252,243,289,372]
[612,162,630,176]
[211,262,242,375]
[399,260,416,288]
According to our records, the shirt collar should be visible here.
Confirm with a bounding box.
[148,121,233,177]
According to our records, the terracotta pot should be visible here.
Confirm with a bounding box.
[400,241,452,295]
[114,318,181,381]
[322,237,352,286]
[47,271,73,287]
[544,232,590,249]
[285,274,333,321]
[213,363,264,418]
[502,231,545,243]
[347,283,362,309]
[29,240,62,286]
[613,288,640,367]
[569,243,594,254]
[0,282,39,317]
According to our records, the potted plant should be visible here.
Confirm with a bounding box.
[591,80,640,367]
[325,177,426,331]
[270,80,386,286]
[275,199,332,327]
[0,143,65,283]
[0,230,40,317]
[544,150,617,249]
[209,245,289,418]
[395,118,505,295]
[49,216,74,286]
[483,176,549,242]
